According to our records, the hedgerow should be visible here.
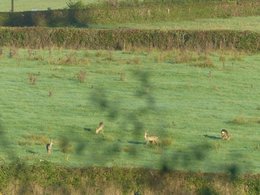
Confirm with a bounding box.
[0,28,259,52]
[0,162,259,194]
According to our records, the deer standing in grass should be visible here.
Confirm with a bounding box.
[144,131,159,144]
[221,129,231,140]
[96,122,104,134]
[46,140,53,154]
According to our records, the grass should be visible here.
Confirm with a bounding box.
[0,0,99,12]
[0,47,259,173]
[90,16,260,33]
[1,1,259,27]
[0,0,257,12]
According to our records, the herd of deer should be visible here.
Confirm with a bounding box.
[45,122,231,154]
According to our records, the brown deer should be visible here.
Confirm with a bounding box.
[96,122,104,134]
[144,131,159,144]
[221,129,231,140]
[46,140,53,154]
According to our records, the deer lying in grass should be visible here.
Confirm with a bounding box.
[144,131,159,145]
[221,129,231,140]
[96,122,104,134]
[46,140,53,154]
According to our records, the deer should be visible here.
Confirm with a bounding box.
[144,131,159,145]
[96,122,104,134]
[221,129,231,140]
[46,140,53,154]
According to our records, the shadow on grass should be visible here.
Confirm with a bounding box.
[83,127,92,132]
[26,150,38,154]
[203,134,221,140]
[127,140,145,145]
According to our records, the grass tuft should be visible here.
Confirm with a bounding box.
[160,138,173,147]
[76,70,87,83]
[9,48,18,58]
[231,116,260,125]
[18,134,49,146]
[127,57,141,65]
[191,58,215,68]
[174,52,194,64]
[27,73,38,85]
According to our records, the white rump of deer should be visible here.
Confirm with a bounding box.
[96,122,104,134]
[144,131,159,145]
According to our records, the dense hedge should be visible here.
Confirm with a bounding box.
[0,162,259,194]
[0,27,259,52]
[0,9,91,27]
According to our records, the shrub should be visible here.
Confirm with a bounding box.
[191,58,215,68]
[31,12,48,26]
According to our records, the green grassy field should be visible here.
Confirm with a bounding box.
[1,0,259,33]
[92,16,260,33]
[0,0,98,12]
[0,47,259,173]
